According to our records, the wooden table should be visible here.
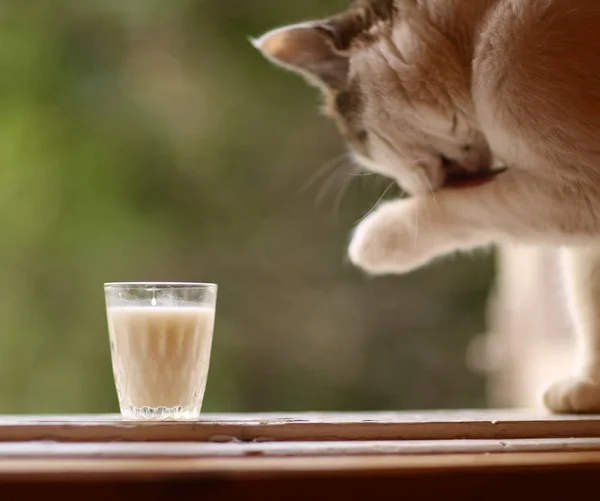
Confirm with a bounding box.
[2,410,600,500]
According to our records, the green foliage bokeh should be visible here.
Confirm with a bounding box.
[0,0,494,414]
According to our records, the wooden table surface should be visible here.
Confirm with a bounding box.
[2,410,600,500]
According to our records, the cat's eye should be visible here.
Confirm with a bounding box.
[462,145,472,152]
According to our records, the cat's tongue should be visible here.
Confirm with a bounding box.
[444,168,506,189]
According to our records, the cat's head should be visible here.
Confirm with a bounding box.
[254,0,494,194]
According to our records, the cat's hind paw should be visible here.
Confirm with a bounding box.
[543,376,600,414]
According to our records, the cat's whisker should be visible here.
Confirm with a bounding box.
[419,171,437,231]
[411,159,439,209]
[315,160,350,209]
[420,170,438,203]
[349,170,377,177]
[355,180,396,225]
[369,173,393,197]
[332,171,356,222]
[327,164,377,219]
[404,171,423,249]
[315,169,340,209]
[299,153,350,194]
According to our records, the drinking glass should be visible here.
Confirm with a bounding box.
[104,282,217,420]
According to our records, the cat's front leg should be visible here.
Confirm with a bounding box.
[348,196,487,275]
[350,168,600,275]
[543,245,600,413]
[348,170,530,275]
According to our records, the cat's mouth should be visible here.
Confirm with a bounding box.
[443,168,506,188]
[441,156,507,189]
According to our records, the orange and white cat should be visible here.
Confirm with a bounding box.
[255,0,600,413]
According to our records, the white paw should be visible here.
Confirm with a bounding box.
[348,200,438,275]
[543,376,600,414]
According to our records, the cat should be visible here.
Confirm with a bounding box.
[254,0,600,414]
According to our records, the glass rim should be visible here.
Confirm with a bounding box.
[104,282,217,289]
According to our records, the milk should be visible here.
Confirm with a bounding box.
[107,305,215,418]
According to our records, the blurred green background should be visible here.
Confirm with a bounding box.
[0,0,494,414]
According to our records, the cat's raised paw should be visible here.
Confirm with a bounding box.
[348,199,437,275]
[543,377,600,414]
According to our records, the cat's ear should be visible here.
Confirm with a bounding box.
[253,22,349,90]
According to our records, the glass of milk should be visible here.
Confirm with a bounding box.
[104,282,217,420]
